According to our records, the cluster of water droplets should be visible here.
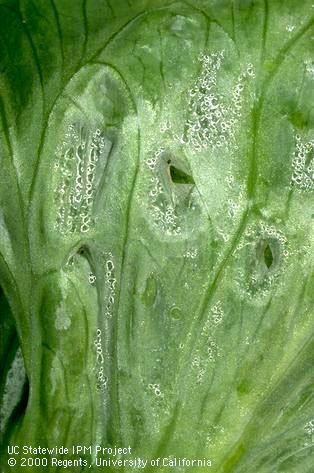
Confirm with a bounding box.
[285,24,296,33]
[145,146,164,171]
[201,301,224,338]
[224,172,245,225]
[192,338,221,384]
[54,124,109,234]
[305,59,314,76]
[304,419,314,436]
[205,424,225,447]
[210,301,224,327]
[93,328,107,394]
[259,223,288,248]
[92,253,116,399]
[148,383,163,398]
[181,51,255,152]
[190,302,225,383]
[103,253,116,318]
[184,248,198,259]
[89,272,97,285]
[304,418,314,447]
[291,134,314,191]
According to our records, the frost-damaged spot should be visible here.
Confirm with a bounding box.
[145,147,182,236]
[181,51,255,152]
[169,15,195,36]
[54,124,113,235]
[291,134,314,191]
[0,210,14,258]
[55,302,71,331]
[144,146,201,237]
[0,348,27,433]
[237,223,289,298]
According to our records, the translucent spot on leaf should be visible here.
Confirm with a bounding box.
[141,274,157,307]
[263,244,273,269]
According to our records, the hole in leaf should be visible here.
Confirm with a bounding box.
[169,165,195,184]
[264,244,273,269]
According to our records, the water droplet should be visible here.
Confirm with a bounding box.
[170,306,182,320]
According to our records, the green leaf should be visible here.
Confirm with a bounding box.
[0,1,313,472]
